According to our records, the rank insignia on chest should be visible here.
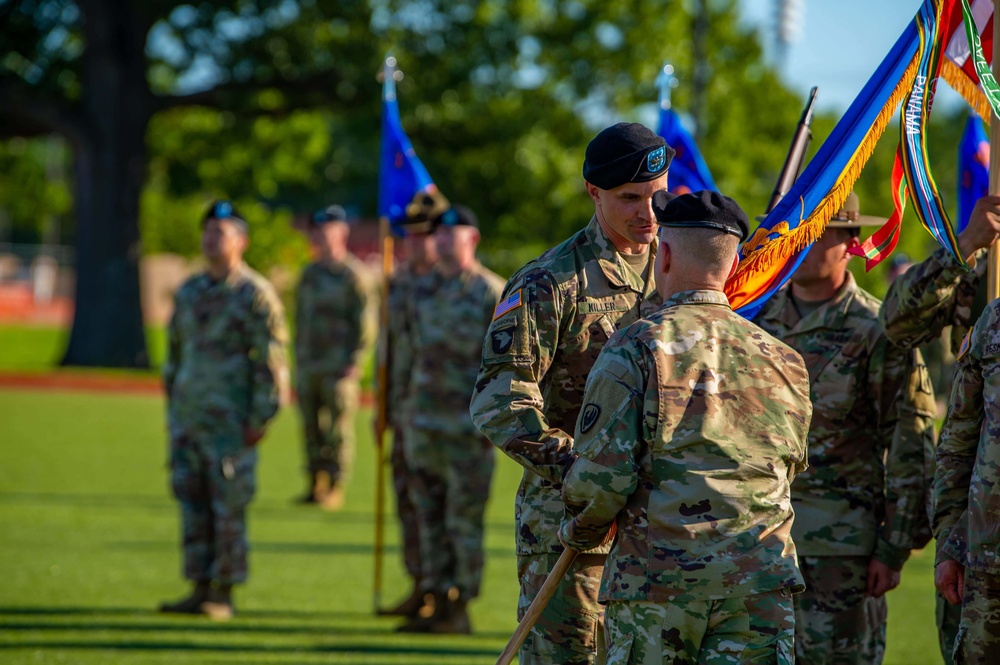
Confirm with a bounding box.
[493,289,522,320]
[491,326,515,354]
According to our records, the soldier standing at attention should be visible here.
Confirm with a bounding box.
[160,200,289,620]
[293,205,372,510]
[379,219,440,617]
[560,190,812,663]
[395,205,504,633]
[470,122,671,664]
[933,286,1000,664]
[879,196,1000,664]
[754,192,937,664]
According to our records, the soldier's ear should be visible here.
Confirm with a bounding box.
[728,254,739,280]
[658,240,671,276]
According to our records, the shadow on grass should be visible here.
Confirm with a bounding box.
[0,639,504,658]
[106,540,516,559]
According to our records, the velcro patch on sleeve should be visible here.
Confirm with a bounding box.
[493,289,522,320]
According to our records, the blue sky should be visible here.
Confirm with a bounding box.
[738,0,964,113]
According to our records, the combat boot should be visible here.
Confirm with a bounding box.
[294,473,318,504]
[428,587,471,634]
[316,471,345,511]
[378,580,426,617]
[159,580,210,614]
[200,583,234,621]
[394,591,443,633]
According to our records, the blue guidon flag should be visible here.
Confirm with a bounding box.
[493,289,522,320]
[657,106,717,195]
[378,57,448,231]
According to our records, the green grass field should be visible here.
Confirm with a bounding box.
[0,387,945,664]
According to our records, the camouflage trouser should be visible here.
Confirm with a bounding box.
[794,556,886,665]
[170,430,256,585]
[937,590,962,665]
[297,372,357,483]
[390,427,420,579]
[405,428,494,598]
[603,589,794,664]
[952,568,1000,664]
[517,551,606,665]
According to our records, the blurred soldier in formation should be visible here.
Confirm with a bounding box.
[160,200,289,620]
[293,205,372,510]
[378,215,441,617]
[879,194,1000,664]
[754,192,936,664]
[560,191,811,662]
[396,205,504,633]
[471,122,671,663]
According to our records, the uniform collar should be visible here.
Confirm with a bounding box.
[762,271,859,334]
[204,262,247,289]
[585,216,658,298]
[663,289,732,308]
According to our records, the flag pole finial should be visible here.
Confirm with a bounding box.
[379,56,404,101]
[656,63,679,110]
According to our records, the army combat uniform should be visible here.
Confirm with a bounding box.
[404,261,504,606]
[934,298,1000,664]
[756,273,936,664]
[879,246,988,664]
[560,289,812,664]
[294,254,371,496]
[382,263,424,583]
[164,263,289,587]
[470,218,662,663]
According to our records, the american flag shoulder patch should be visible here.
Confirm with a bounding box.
[493,289,523,320]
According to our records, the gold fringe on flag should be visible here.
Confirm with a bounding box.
[940,58,992,121]
[727,55,922,295]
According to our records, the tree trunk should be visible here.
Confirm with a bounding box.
[61,0,150,368]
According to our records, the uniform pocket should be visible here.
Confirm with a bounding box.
[605,631,635,665]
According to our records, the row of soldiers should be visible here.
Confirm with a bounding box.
[155,197,505,634]
[467,122,1000,664]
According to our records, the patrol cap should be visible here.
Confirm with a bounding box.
[435,204,478,229]
[311,204,349,226]
[583,122,675,190]
[203,199,248,234]
[825,191,887,228]
[653,189,749,242]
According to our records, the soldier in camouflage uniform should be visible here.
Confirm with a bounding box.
[471,123,672,664]
[755,193,937,664]
[294,205,372,510]
[934,298,1000,664]
[160,200,289,620]
[878,194,1000,665]
[561,191,811,664]
[395,205,504,633]
[378,222,441,617]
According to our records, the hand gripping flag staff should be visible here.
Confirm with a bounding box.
[728,0,1000,317]
[373,55,448,614]
[655,63,718,195]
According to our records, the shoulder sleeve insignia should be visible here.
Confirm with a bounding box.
[579,403,601,434]
[957,330,972,361]
[493,288,522,320]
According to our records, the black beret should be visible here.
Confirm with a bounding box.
[653,190,749,242]
[583,122,675,190]
[311,204,349,226]
[202,199,248,233]
[436,204,478,229]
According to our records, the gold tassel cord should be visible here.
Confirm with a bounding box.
[940,58,992,121]
[727,54,921,296]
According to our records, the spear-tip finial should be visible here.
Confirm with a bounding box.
[656,63,679,110]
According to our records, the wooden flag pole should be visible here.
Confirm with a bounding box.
[989,0,1000,300]
[373,215,394,613]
